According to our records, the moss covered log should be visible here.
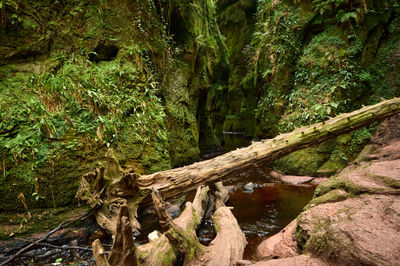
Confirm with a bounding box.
[139,98,400,199]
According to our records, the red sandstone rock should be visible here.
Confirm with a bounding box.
[256,219,299,260]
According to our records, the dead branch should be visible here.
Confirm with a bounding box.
[92,205,137,266]
[108,206,137,266]
[0,209,95,266]
[15,238,94,252]
[92,239,111,266]
[145,183,246,266]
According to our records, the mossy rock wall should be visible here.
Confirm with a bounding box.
[252,0,400,137]
[248,0,400,174]
[1,0,400,212]
[212,0,400,173]
[0,0,227,211]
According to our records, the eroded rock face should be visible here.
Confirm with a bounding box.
[298,194,400,265]
[256,219,299,260]
[253,255,327,266]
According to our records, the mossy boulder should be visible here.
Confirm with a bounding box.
[273,141,333,176]
[274,130,372,176]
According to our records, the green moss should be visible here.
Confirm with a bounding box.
[295,221,309,250]
[0,1,175,209]
[212,0,257,142]
[161,247,177,265]
[369,175,400,189]
[251,0,400,145]
[274,128,375,176]
[0,206,90,240]
[316,159,348,176]
[2,0,400,216]
[273,142,332,176]
[306,189,350,209]
[304,219,333,255]
[315,177,373,197]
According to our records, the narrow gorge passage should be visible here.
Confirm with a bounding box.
[1,0,400,265]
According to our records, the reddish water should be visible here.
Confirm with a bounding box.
[199,166,315,259]
[228,182,315,259]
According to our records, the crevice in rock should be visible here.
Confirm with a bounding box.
[88,42,119,62]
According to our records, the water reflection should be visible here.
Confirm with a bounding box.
[228,183,315,259]
[222,132,250,152]
[203,166,315,259]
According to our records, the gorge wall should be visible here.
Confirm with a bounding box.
[1,0,399,211]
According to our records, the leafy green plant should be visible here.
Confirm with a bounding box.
[32,192,45,201]
[311,0,368,25]
[0,0,22,27]
[0,50,168,186]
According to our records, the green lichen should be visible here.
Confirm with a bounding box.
[369,175,400,189]
[306,189,351,209]
[315,177,372,197]
[0,206,90,240]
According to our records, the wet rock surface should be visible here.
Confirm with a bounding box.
[256,219,299,260]
[243,182,255,192]
[278,175,315,185]
[243,182,265,193]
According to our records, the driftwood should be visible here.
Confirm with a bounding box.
[138,98,400,199]
[93,182,246,266]
[76,149,142,235]
[147,182,246,266]
[92,240,110,266]
[0,209,94,266]
[136,185,211,265]
[92,205,137,266]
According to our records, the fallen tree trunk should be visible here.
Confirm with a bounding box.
[79,98,400,240]
[139,98,400,199]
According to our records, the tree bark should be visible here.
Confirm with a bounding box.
[136,185,210,265]
[92,205,137,266]
[135,182,246,266]
[138,98,400,199]
[92,240,110,266]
